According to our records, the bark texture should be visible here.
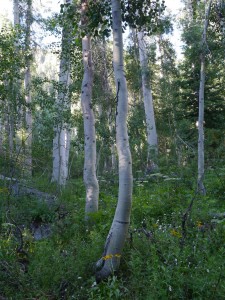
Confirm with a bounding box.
[13,0,20,25]
[14,0,23,155]
[96,0,133,281]
[95,41,116,172]
[137,30,158,161]
[24,0,33,176]
[52,0,72,186]
[197,0,212,195]
[217,0,225,36]
[81,0,99,216]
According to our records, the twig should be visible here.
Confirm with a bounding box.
[180,191,198,247]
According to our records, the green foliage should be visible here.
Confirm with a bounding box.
[85,0,169,37]
[1,0,225,299]
[1,166,225,299]
[175,1,225,154]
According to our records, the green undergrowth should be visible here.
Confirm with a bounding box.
[0,167,225,299]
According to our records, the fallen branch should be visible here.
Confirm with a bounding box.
[180,192,198,247]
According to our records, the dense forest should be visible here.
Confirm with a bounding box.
[0,0,225,299]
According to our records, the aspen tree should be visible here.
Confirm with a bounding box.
[24,0,33,176]
[137,30,158,163]
[52,0,72,186]
[197,0,212,195]
[96,0,133,281]
[81,0,99,216]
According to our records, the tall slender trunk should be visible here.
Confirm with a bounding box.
[184,0,194,20]
[217,0,225,36]
[13,0,20,25]
[24,0,32,176]
[52,0,72,186]
[14,0,23,155]
[158,35,181,166]
[4,100,14,158]
[98,40,117,172]
[197,0,212,195]
[81,0,99,217]
[0,115,3,153]
[96,0,133,281]
[137,30,158,162]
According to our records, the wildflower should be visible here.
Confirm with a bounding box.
[170,229,182,238]
[196,221,203,228]
[0,187,9,194]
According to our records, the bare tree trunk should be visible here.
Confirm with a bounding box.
[52,126,60,183]
[52,0,72,186]
[4,101,14,158]
[96,0,133,281]
[13,0,23,155]
[98,40,117,172]
[81,0,99,217]
[197,0,212,195]
[24,0,32,176]
[137,30,158,162]
[184,0,194,20]
[3,83,14,160]
[217,0,225,37]
[13,0,20,25]
[0,116,3,153]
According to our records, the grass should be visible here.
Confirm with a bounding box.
[0,165,225,299]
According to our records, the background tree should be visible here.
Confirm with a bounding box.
[52,0,73,186]
[81,0,99,217]
[137,30,158,164]
[24,0,33,176]
[197,0,213,195]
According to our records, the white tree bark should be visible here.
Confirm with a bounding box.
[217,0,225,37]
[13,0,23,155]
[98,41,117,172]
[81,0,99,216]
[96,0,133,281]
[137,30,158,162]
[13,0,20,25]
[24,0,32,176]
[51,60,71,186]
[52,0,72,186]
[184,0,194,20]
[197,0,212,195]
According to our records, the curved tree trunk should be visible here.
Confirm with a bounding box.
[81,0,99,217]
[96,0,133,282]
[137,30,158,163]
[197,0,212,195]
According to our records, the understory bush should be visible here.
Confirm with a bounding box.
[0,168,225,299]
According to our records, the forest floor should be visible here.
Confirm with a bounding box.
[0,164,225,299]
